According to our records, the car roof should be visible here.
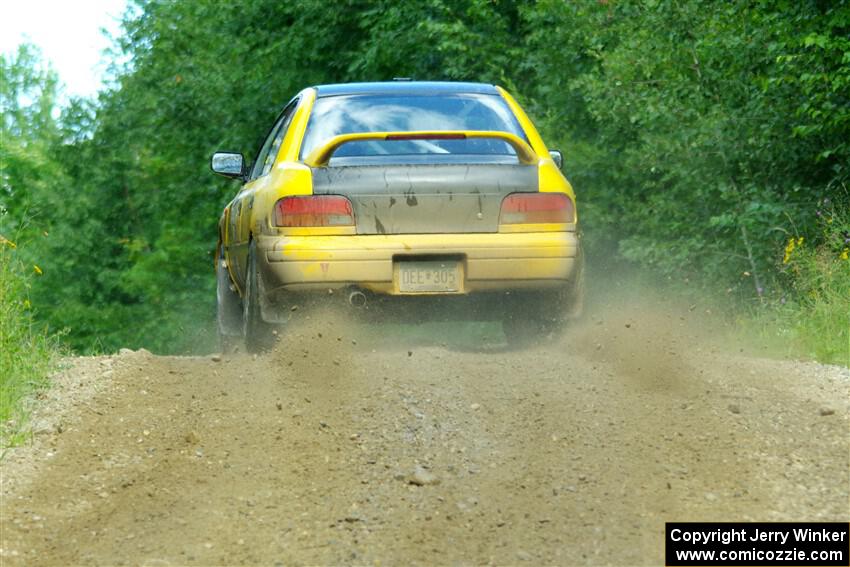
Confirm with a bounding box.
[314,81,500,98]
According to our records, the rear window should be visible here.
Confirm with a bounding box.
[299,93,527,162]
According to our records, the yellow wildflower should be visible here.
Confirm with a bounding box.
[841,248,849,261]
[783,237,796,264]
[0,235,16,248]
[33,264,43,275]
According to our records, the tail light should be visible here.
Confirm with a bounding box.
[499,193,574,224]
[274,195,355,227]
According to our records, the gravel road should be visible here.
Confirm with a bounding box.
[2,296,848,566]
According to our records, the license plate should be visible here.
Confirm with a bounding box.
[397,261,462,293]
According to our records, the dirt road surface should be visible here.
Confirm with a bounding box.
[2,298,848,566]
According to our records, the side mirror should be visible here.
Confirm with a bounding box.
[211,152,246,179]
[549,149,563,170]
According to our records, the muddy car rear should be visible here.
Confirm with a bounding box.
[212,82,583,350]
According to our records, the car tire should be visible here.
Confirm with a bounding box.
[561,254,586,321]
[501,253,586,347]
[501,292,557,348]
[502,314,552,348]
[243,240,276,353]
[216,245,243,354]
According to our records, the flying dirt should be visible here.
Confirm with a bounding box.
[1,291,848,566]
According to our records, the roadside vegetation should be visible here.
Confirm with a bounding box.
[0,236,62,447]
[741,198,850,366]
[1,1,848,364]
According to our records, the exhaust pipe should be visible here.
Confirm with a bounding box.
[348,290,367,308]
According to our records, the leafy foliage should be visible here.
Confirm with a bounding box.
[2,0,848,358]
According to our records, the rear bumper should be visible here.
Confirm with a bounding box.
[257,231,580,295]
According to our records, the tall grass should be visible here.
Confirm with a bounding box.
[0,238,62,447]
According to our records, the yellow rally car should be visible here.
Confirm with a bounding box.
[211,81,583,351]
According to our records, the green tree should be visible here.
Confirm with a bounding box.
[1,44,66,238]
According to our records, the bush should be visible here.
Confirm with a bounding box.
[744,197,850,366]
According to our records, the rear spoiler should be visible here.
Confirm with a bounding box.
[303,130,538,167]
